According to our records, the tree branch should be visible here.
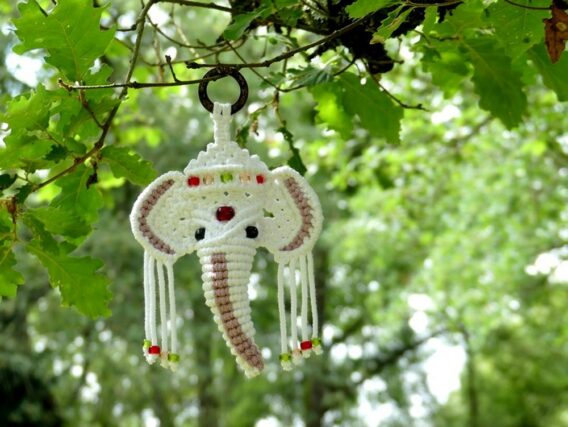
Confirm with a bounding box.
[58,74,219,91]
[185,17,369,70]
[158,0,232,13]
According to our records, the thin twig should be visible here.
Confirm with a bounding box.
[165,55,181,81]
[78,90,104,128]
[58,75,219,90]
[503,0,551,10]
[149,17,230,49]
[158,0,232,12]
[405,0,463,6]
[186,17,370,70]
[227,40,356,93]
[368,71,426,111]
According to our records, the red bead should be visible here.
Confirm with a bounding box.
[187,176,200,187]
[300,340,313,350]
[148,345,161,355]
[256,175,265,184]
[216,206,235,222]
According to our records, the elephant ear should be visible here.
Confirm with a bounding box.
[261,166,323,262]
[130,171,196,262]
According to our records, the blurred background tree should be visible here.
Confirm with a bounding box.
[1,0,568,426]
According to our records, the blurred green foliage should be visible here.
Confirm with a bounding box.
[1,0,568,426]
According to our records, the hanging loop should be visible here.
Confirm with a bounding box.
[198,67,248,115]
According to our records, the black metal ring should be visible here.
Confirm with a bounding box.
[198,67,248,115]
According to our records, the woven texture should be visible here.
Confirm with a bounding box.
[130,103,323,377]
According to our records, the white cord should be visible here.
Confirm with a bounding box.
[143,251,150,341]
[148,256,158,345]
[307,252,318,338]
[213,102,231,145]
[166,262,177,354]
[157,261,168,353]
[300,255,309,341]
[277,263,288,353]
[289,258,298,348]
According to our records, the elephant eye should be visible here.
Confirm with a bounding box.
[195,227,206,241]
[245,226,258,239]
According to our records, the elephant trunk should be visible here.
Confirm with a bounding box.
[198,245,264,377]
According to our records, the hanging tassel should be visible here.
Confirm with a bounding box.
[277,263,293,370]
[146,255,160,364]
[166,262,180,371]
[307,252,322,355]
[143,251,151,357]
[288,258,303,364]
[299,255,312,358]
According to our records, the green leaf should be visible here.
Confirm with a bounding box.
[422,6,437,33]
[224,11,263,40]
[310,82,353,139]
[420,44,470,98]
[464,38,527,129]
[289,66,333,87]
[27,240,111,317]
[1,85,51,131]
[0,133,53,170]
[0,210,23,298]
[0,86,53,169]
[435,0,486,37]
[101,146,157,186]
[371,6,412,44]
[278,126,307,175]
[339,73,403,143]
[14,0,116,80]
[30,206,91,238]
[488,0,549,59]
[346,0,397,19]
[31,166,104,238]
[0,244,24,298]
[528,44,568,102]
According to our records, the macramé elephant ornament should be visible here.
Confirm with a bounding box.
[130,103,323,378]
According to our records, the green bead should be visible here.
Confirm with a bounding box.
[221,172,233,183]
[143,339,151,348]
[311,338,322,347]
[168,353,180,362]
[279,353,292,362]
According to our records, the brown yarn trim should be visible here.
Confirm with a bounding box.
[137,179,176,255]
[211,253,264,370]
[280,177,314,251]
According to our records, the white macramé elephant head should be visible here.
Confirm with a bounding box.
[130,103,323,377]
